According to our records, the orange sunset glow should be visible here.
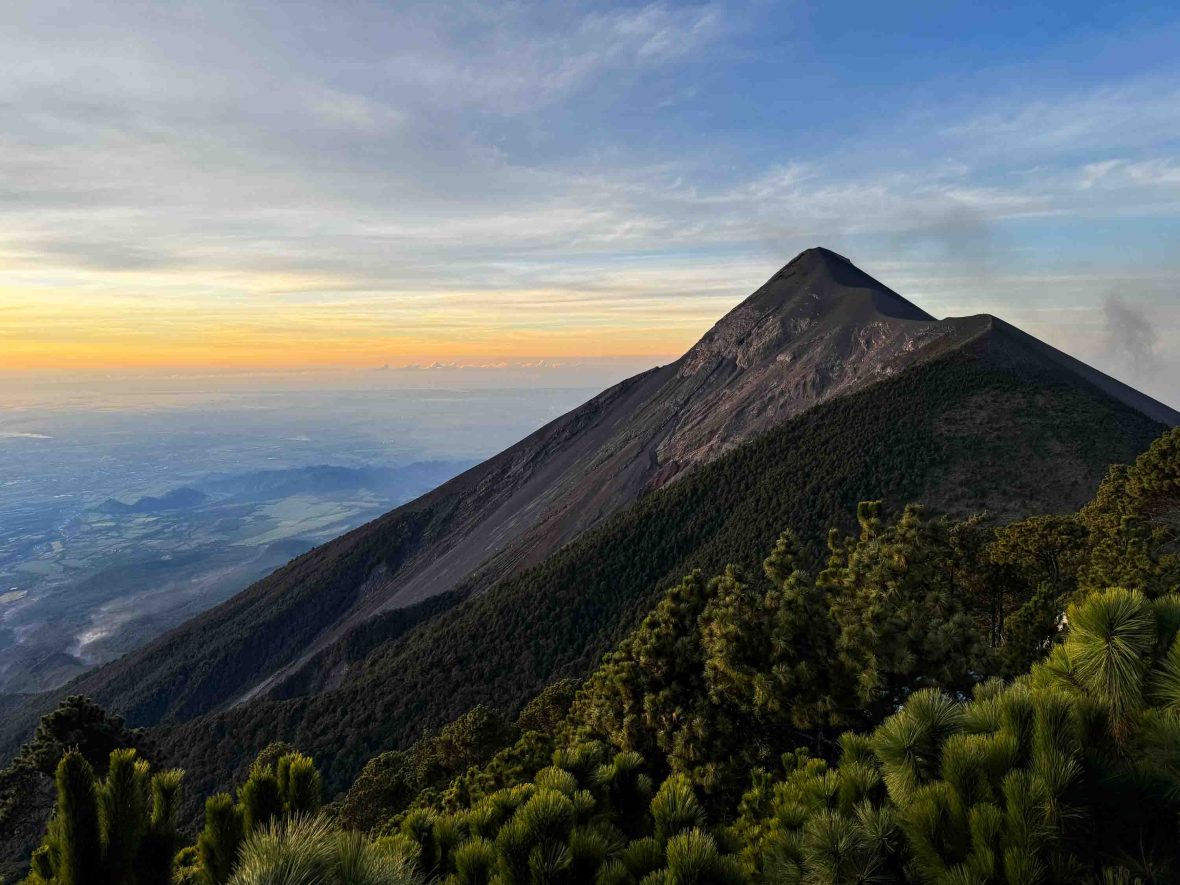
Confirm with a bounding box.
[0,271,727,370]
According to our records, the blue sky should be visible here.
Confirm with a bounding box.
[0,1,1177,404]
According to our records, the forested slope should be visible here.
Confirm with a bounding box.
[10,427,1179,885]
[149,326,1166,818]
[5,249,1175,770]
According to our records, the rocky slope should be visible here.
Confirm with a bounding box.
[2,248,1175,759]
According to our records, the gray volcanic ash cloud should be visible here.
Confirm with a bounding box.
[1103,294,1163,387]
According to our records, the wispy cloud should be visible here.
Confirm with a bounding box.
[0,1,1177,405]
[940,80,1180,159]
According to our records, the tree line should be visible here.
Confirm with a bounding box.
[8,426,1177,883]
[139,350,1164,821]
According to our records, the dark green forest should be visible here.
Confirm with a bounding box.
[6,425,1178,884]
[1,338,1163,879]
[144,344,1162,812]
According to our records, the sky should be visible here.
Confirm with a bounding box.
[1,1,1178,405]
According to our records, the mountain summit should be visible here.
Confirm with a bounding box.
[6,249,1175,765]
[673,247,1176,444]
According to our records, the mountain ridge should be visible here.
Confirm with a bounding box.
[1,248,1175,763]
[146,334,1169,818]
[224,248,1049,706]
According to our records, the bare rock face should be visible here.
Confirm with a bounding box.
[641,248,973,472]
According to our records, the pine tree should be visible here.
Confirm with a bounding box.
[515,680,580,735]
[138,769,184,885]
[593,750,653,838]
[650,775,705,845]
[33,748,182,885]
[664,828,743,884]
[16,697,148,778]
[493,788,575,883]
[197,793,243,885]
[989,514,1089,594]
[238,770,283,834]
[1001,581,1063,674]
[413,707,517,790]
[702,531,841,733]
[50,751,102,885]
[340,751,417,831]
[1080,429,1180,596]
[825,503,992,715]
[1048,587,1156,735]
[276,752,321,816]
[452,837,497,885]
[98,748,148,884]
[567,569,715,760]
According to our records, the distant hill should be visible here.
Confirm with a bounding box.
[196,462,471,502]
[1,248,1175,801]
[93,463,474,516]
[96,487,207,515]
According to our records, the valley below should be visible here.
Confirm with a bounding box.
[0,462,471,692]
[0,375,612,695]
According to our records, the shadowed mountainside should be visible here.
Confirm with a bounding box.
[152,327,1171,822]
[1,248,1175,769]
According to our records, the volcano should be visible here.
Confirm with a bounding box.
[3,248,1175,787]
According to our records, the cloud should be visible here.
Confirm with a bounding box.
[940,80,1180,159]
[380,2,723,113]
[1078,158,1180,191]
[1,2,1176,290]
[394,358,586,371]
[1102,295,1163,384]
[0,0,733,287]
[0,1,1178,397]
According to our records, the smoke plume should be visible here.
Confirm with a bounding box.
[1102,294,1162,385]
